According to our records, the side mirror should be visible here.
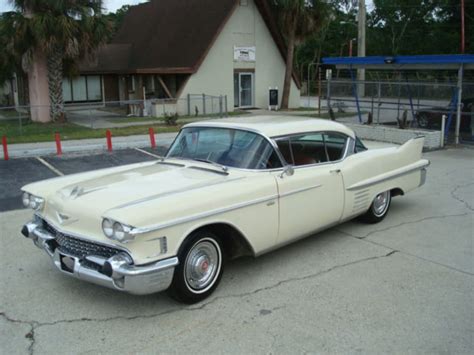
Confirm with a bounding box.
[280,165,294,178]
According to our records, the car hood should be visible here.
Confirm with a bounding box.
[37,161,240,238]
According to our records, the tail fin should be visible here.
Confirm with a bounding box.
[398,136,425,160]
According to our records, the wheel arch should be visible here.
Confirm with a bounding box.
[181,222,255,260]
[390,187,404,197]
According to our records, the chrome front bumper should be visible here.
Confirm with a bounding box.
[21,220,178,295]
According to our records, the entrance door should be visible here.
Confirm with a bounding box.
[234,72,254,108]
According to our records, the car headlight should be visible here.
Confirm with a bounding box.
[102,218,134,243]
[22,192,44,211]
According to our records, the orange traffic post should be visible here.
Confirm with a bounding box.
[106,129,113,152]
[55,132,62,156]
[149,127,156,148]
[2,136,8,161]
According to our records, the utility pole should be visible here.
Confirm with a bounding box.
[461,0,465,53]
[357,0,366,97]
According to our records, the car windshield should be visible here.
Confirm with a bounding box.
[166,127,282,170]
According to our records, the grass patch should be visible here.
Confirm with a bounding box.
[0,119,180,144]
[0,109,29,119]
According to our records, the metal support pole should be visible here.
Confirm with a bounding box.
[224,95,228,116]
[441,115,446,148]
[187,94,190,116]
[405,77,416,127]
[219,95,223,117]
[350,67,362,123]
[376,81,381,124]
[202,93,206,115]
[318,69,321,115]
[455,64,464,144]
[18,110,22,135]
[326,73,331,110]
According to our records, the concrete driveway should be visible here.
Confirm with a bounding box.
[0,147,473,354]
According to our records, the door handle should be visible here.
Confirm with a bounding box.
[330,169,341,174]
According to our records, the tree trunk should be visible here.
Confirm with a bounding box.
[47,46,65,122]
[281,22,296,110]
[28,50,51,122]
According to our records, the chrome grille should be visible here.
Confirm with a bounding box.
[42,219,122,260]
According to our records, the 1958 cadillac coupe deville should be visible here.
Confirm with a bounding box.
[20,116,429,303]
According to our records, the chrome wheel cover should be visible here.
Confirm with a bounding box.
[184,238,221,293]
[372,191,390,217]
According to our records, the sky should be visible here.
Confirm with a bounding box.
[0,0,148,14]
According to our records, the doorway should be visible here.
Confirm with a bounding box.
[234,72,254,108]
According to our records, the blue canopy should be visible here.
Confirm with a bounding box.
[322,54,474,70]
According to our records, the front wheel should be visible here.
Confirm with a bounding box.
[358,191,391,224]
[168,231,224,304]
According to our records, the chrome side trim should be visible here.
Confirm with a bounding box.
[130,194,279,235]
[279,184,322,198]
[156,161,185,167]
[346,160,430,191]
[108,177,246,211]
[187,166,229,175]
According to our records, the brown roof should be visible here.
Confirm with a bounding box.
[81,0,300,87]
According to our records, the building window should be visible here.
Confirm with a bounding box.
[62,75,102,102]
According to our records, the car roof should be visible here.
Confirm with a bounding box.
[184,115,356,139]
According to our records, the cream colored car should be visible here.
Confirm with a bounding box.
[21,116,429,303]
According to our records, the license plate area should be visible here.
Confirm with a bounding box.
[60,254,76,273]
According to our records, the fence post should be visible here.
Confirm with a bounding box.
[55,132,62,156]
[106,130,112,152]
[187,94,191,116]
[219,95,223,117]
[224,95,228,116]
[441,114,446,148]
[149,127,156,148]
[376,81,381,124]
[18,110,22,135]
[202,93,206,115]
[2,136,8,161]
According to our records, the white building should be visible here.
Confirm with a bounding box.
[80,0,301,113]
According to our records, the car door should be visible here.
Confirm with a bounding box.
[273,132,346,245]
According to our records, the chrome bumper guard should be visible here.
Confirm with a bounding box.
[419,167,427,187]
[21,220,178,295]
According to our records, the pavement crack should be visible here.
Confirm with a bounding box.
[0,312,37,354]
[337,212,471,240]
[450,183,474,211]
[191,251,397,311]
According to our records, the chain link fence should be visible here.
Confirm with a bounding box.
[0,94,228,138]
[303,79,474,143]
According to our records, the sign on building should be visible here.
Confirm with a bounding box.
[234,46,256,62]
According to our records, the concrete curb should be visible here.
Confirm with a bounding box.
[5,133,178,158]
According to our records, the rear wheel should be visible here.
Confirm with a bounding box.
[359,191,391,224]
[168,231,224,304]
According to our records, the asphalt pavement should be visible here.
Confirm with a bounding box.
[0,145,473,354]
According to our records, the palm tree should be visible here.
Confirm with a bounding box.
[1,0,111,122]
[275,0,329,109]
